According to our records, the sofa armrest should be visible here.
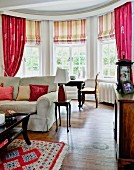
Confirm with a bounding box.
[36,91,58,116]
[37,91,58,104]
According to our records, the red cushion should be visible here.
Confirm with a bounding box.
[0,86,14,100]
[29,85,49,101]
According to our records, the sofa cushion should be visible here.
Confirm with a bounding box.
[20,76,57,93]
[29,85,48,101]
[0,100,37,113]
[0,76,20,100]
[16,86,30,101]
[0,86,14,100]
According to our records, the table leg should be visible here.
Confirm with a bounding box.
[66,106,69,132]
[55,105,58,132]
[22,116,31,145]
[69,103,71,127]
[114,99,117,142]
[58,106,61,126]
[77,85,82,110]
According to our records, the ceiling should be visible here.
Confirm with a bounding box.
[0,0,122,16]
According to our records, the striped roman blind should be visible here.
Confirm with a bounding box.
[26,20,41,44]
[54,19,86,43]
[98,12,115,40]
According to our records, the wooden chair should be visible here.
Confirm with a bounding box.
[81,72,100,108]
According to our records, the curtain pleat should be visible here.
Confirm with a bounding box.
[114,2,132,60]
[2,14,26,77]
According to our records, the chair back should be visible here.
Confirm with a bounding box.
[95,72,100,92]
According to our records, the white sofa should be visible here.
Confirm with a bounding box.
[0,76,58,132]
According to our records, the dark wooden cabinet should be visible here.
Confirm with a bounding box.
[114,88,134,167]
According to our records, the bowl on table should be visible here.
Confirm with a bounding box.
[70,75,76,80]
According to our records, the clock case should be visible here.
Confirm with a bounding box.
[116,59,134,92]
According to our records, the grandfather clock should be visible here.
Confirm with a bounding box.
[116,59,134,92]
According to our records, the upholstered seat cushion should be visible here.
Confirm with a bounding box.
[0,100,37,113]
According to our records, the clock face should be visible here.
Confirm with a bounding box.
[120,66,130,82]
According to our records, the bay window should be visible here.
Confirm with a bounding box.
[53,19,87,77]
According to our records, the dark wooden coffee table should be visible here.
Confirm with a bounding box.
[0,113,33,151]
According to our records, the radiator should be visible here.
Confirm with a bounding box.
[99,82,115,104]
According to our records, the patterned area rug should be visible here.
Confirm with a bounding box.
[0,139,69,170]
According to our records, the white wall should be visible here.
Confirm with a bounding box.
[41,20,51,76]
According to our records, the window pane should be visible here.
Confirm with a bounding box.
[80,56,85,65]
[56,47,69,68]
[102,44,109,56]
[103,57,109,65]
[73,66,79,75]
[101,41,117,78]
[57,57,62,65]
[63,55,69,66]
[109,43,116,65]
[24,46,39,76]
[102,44,109,65]
[16,45,40,77]
[55,44,86,77]
[103,67,108,76]
[73,57,79,65]
[110,67,116,77]
[72,46,86,76]
[110,55,116,65]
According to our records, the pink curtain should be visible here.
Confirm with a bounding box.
[2,15,26,76]
[114,2,132,60]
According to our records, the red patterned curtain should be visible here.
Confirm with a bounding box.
[2,14,26,76]
[114,2,132,60]
[26,20,41,44]
[54,19,86,43]
[98,12,115,40]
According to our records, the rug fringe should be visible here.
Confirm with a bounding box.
[53,143,69,170]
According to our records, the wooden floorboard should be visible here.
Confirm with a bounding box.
[21,100,118,170]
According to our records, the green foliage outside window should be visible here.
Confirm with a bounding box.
[24,47,39,71]
[56,45,86,76]
[102,42,116,78]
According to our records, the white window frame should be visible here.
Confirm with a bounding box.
[53,42,87,77]
[16,43,42,77]
[98,39,117,81]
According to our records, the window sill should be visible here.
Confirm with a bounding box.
[98,78,116,84]
[86,78,116,84]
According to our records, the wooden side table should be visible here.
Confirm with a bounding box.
[54,100,71,132]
